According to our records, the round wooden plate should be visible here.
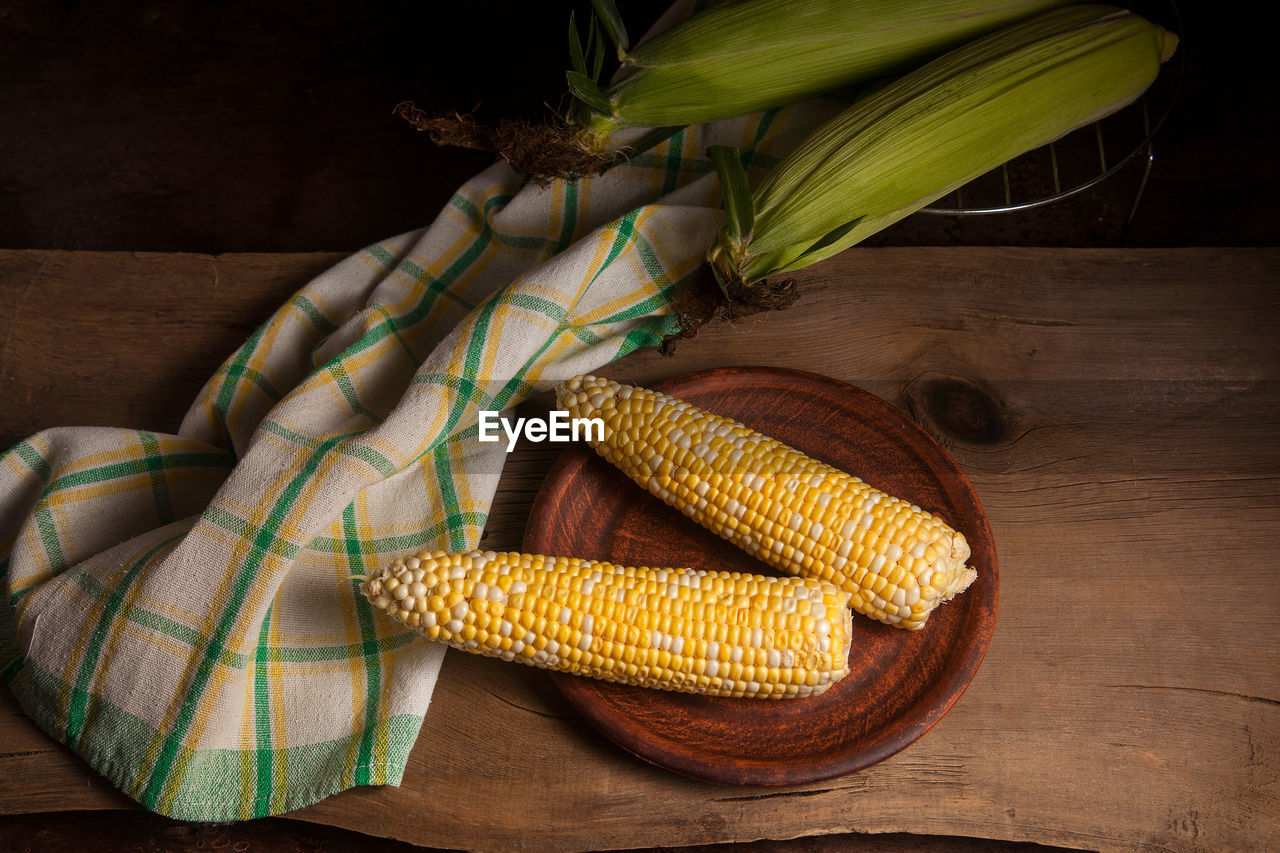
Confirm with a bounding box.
[523,366,997,786]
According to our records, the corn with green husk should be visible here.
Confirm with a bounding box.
[400,0,1070,178]
[706,4,1179,293]
[566,0,1071,156]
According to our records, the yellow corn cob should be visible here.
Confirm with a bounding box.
[361,549,852,698]
[557,376,976,630]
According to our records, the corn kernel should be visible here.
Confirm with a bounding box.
[360,547,852,699]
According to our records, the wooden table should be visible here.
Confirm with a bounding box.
[1,247,1276,852]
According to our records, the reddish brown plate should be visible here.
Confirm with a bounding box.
[523,366,997,786]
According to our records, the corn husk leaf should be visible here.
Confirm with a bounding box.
[714,5,1178,285]
[567,71,612,117]
[592,0,1071,131]
[589,0,629,55]
[708,146,755,249]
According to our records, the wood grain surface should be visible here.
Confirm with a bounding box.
[0,247,1277,853]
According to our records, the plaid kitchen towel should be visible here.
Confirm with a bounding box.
[0,84,839,817]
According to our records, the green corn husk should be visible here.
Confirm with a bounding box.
[402,0,1071,179]
[573,0,1071,147]
[479,0,1077,178]
[708,5,1179,289]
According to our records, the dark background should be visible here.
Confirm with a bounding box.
[1,0,1276,256]
[0,1,1275,851]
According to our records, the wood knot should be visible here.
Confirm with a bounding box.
[909,376,1008,445]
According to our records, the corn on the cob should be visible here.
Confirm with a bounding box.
[573,0,1070,143]
[426,0,1066,178]
[707,5,1179,288]
[361,549,853,698]
[557,376,975,630]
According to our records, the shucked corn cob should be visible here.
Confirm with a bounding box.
[361,549,853,698]
[557,376,975,630]
[708,5,1179,289]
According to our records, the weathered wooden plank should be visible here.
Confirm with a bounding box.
[0,250,345,447]
[0,248,1276,852]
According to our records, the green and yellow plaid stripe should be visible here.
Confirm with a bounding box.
[0,92,835,819]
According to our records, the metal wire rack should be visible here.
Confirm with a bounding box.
[920,0,1184,222]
